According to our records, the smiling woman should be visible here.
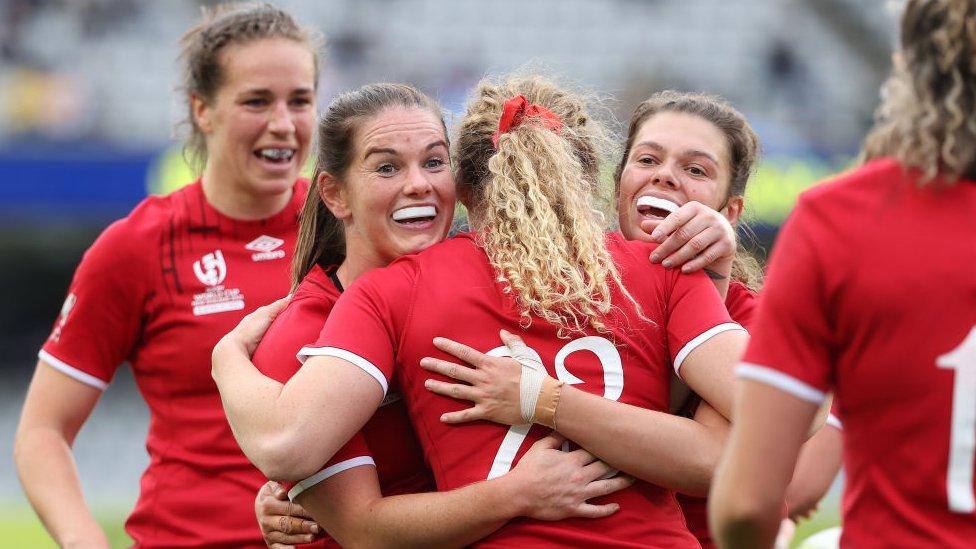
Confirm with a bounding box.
[12,3,324,547]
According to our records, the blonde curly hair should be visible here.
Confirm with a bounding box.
[454,75,643,337]
[863,0,976,183]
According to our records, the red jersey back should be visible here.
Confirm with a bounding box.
[739,158,976,547]
[251,264,432,541]
[41,180,306,548]
[306,232,742,548]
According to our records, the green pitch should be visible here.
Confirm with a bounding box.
[0,506,131,549]
[0,503,839,548]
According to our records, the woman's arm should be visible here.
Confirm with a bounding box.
[420,332,743,495]
[784,421,843,519]
[211,298,384,480]
[14,362,108,549]
[709,379,818,549]
[295,435,631,549]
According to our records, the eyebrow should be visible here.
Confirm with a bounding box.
[240,87,315,96]
[634,140,719,164]
[364,140,448,160]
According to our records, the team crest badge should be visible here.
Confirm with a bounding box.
[190,250,244,316]
[193,250,227,287]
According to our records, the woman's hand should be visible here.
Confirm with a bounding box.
[255,481,322,549]
[420,331,530,425]
[642,200,736,276]
[508,434,634,520]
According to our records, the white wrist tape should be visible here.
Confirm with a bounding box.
[507,336,547,424]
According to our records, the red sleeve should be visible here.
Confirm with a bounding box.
[726,281,759,330]
[39,217,153,389]
[281,432,374,501]
[256,288,379,499]
[298,260,418,395]
[667,268,744,377]
[739,198,833,403]
[253,294,331,384]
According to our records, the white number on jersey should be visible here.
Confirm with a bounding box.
[486,336,623,480]
[937,325,976,513]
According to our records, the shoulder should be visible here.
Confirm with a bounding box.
[364,233,481,284]
[105,181,204,242]
[605,232,675,288]
[798,158,907,216]
[725,281,759,328]
[290,265,340,310]
[727,280,758,303]
[606,232,657,268]
[81,189,186,269]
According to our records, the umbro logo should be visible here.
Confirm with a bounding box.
[246,235,286,262]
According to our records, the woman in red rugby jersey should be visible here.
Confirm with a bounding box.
[14,4,323,547]
[712,1,976,547]
[614,91,843,547]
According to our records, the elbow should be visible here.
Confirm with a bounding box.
[249,431,324,481]
[681,432,725,497]
[682,458,716,497]
[709,495,780,548]
[12,428,30,471]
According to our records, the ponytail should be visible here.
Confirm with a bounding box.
[456,76,644,337]
[290,181,344,290]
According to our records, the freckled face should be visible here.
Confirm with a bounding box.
[338,107,456,265]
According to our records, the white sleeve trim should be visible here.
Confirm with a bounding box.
[297,346,389,396]
[287,456,375,501]
[673,323,746,377]
[38,350,109,391]
[736,362,827,404]
[826,413,842,430]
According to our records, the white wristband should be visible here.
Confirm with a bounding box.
[506,336,548,423]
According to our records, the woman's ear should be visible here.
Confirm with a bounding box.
[191,93,213,134]
[318,172,351,220]
[723,195,744,227]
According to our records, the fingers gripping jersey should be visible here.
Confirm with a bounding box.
[40,180,305,548]
[740,158,976,547]
[304,232,742,548]
[250,266,432,513]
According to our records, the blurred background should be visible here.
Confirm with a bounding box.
[0,0,899,546]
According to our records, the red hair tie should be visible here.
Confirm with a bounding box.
[491,95,564,148]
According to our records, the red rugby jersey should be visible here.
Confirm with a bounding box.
[302,232,743,548]
[739,158,976,547]
[250,264,432,539]
[40,180,305,548]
